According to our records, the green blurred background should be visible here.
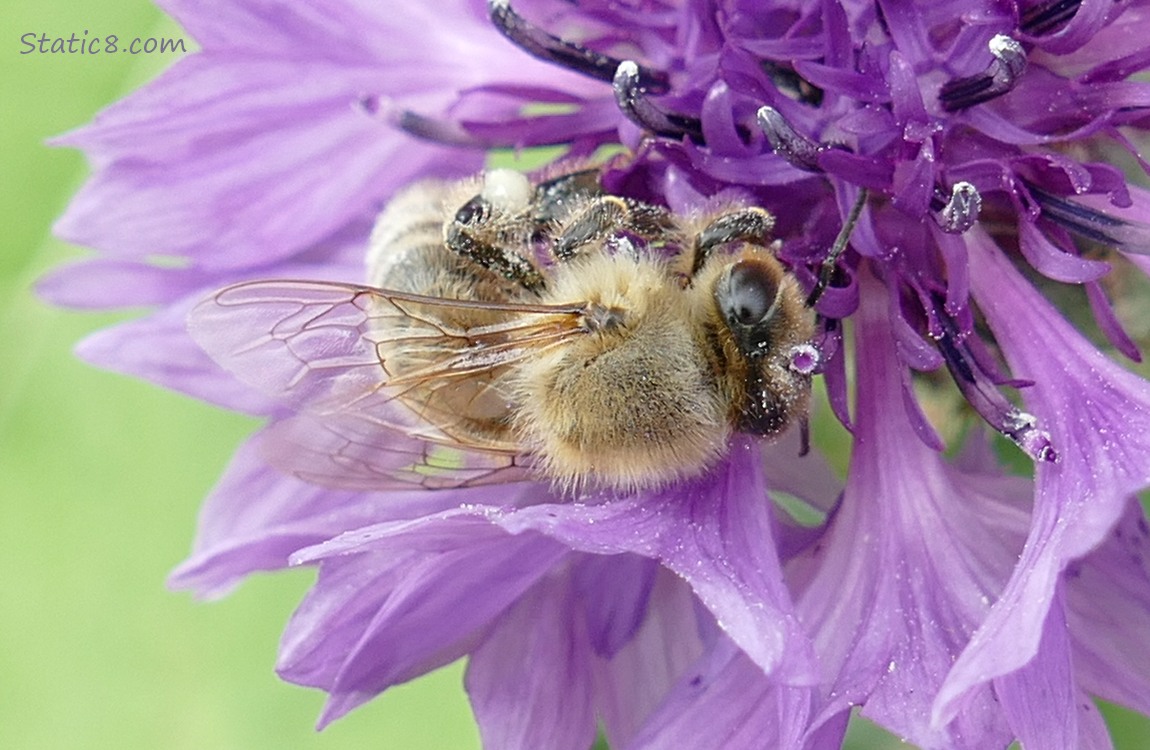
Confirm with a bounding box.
[2,1,1149,748]
[0,1,480,747]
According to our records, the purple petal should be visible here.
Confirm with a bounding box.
[75,298,276,414]
[54,56,468,270]
[159,0,472,54]
[281,511,570,726]
[794,60,888,103]
[791,268,1021,746]
[937,227,1150,724]
[995,583,1118,750]
[820,322,853,430]
[489,441,817,684]
[465,577,597,750]
[963,105,1105,146]
[994,588,1079,749]
[37,260,210,309]
[1028,0,1111,54]
[593,569,707,747]
[1018,219,1110,283]
[1085,280,1141,362]
[1077,701,1119,750]
[931,226,971,318]
[628,638,816,750]
[167,439,455,598]
[42,223,367,309]
[571,553,657,658]
[1067,498,1150,716]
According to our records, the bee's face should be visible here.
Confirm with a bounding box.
[701,247,818,437]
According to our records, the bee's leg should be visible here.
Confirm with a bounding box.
[531,168,603,225]
[687,207,776,277]
[446,195,546,294]
[552,195,679,262]
[551,195,631,262]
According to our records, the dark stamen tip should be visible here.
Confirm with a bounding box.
[936,318,1058,464]
[490,0,669,93]
[939,34,1026,112]
[756,106,823,172]
[613,61,704,144]
[1021,0,1083,36]
[392,109,484,147]
[1029,183,1150,255]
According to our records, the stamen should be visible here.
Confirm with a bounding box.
[1002,411,1058,462]
[1029,184,1150,255]
[390,109,486,147]
[613,61,704,144]
[756,106,823,172]
[938,34,1026,112]
[807,189,868,307]
[935,314,1058,462]
[489,0,669,93]
[933,182,982,233]
[1020,0,1082,36]
[358,96,489,147]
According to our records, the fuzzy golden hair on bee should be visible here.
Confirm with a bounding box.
[511,252,731,491]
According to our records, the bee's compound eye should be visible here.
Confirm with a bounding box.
[722,261,779,326]
[454,196,487,225]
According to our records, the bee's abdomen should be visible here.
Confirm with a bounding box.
[366,180,459,292]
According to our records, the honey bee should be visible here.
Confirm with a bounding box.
[190,165,820,491]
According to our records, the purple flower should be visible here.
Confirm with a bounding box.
[272,437,835,740]
[47,0,1150,747]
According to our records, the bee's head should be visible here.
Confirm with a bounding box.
[715,257,784,358]
[709,252,817,436]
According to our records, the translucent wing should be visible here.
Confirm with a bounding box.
[258,412,534,490]
[189,280,587,489]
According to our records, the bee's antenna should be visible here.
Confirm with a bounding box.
[806,188,868,308]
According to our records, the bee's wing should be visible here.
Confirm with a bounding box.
[258,412,533,490]
[189,279,586,489]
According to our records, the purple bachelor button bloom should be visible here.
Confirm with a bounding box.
[45,0,1150,747]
